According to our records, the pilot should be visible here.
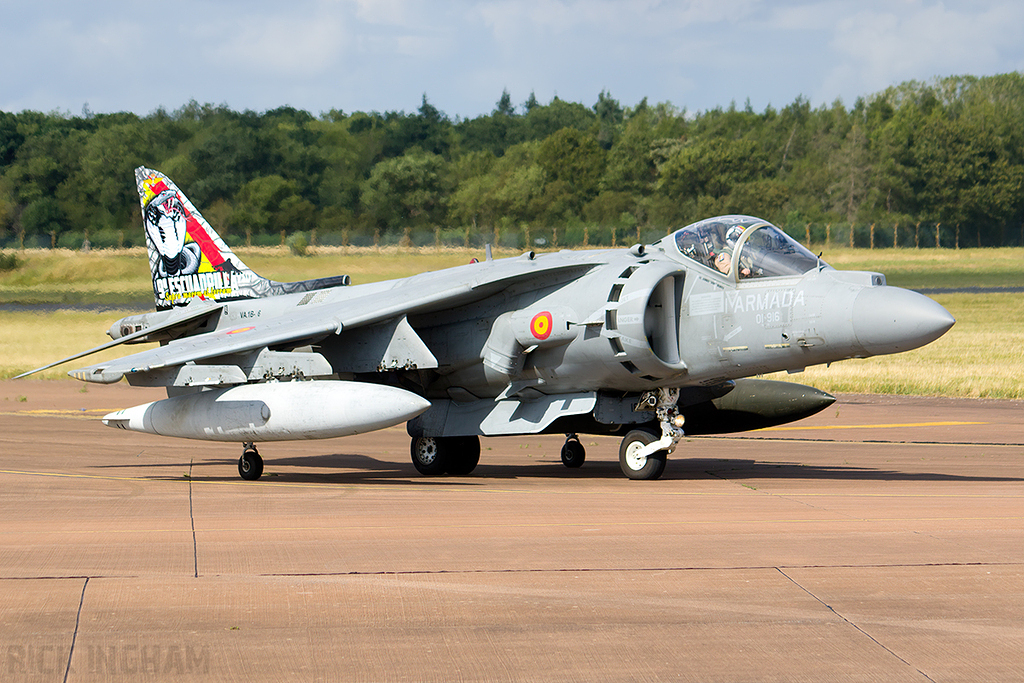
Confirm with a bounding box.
[726,225,744,245]
[723,225,752,278]
[713,250,733,274]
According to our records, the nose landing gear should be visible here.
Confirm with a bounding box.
[618,388,683,480]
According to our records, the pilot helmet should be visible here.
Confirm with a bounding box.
[726,225,744,244]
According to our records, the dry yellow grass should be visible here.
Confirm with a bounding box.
[814,247,1024,289]
[0,310,157,379]
[0,246,518,304]
[239,246,501,284]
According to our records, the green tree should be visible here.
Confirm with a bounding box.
[0,111,24,168]
[232,175,305,235]
[495,89,515,117]
[449,142,544,229]
[657,137,768,202]
[523,97,597,142]
[311,116,378,233]
[915,111,1024,236]
[21,197,64,240]
[536,128,605,218]
[594,89,624,150]
[828,122,871,222]
[361,151,448,232]
[380,95,453,159]
[602,107,657,195]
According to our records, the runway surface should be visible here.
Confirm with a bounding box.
[1,380,1022,682]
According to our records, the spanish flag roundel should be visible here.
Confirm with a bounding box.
[530,311,553,340]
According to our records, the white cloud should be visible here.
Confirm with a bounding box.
[822,1,1024,101]
[209,14,349,77]
[476,0,762,39]
[766,1,845,32]
[350,0,429,24]
[1,0,1022,116]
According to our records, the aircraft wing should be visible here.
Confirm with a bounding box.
[70,256,597,384]
[13,299,224,380]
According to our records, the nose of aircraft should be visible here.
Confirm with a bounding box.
[851,286,955,355]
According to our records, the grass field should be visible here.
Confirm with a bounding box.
[813,247,1024,289]
[2,246,1021,397]
[0,246,517,305]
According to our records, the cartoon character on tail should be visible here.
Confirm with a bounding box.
[144,187,202,277]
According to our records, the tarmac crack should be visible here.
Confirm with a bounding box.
[63,576,88,683]
[775,567,937,683]
[189,458,198,578]
[253,560,1022,578]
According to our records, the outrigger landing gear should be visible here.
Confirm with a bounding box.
[619,388,684,480]
[560,433,586,468]
[238,442,264,481]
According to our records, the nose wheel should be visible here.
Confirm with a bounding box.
[619,429,667,480]
[238,443,264,481]
[618,388,683,480]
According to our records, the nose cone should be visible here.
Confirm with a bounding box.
[852,286,955,355]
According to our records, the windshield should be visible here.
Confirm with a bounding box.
[671,216,761,274]
[737,225,822,278]
[667,216,823,279]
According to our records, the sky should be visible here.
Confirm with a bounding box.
[2,0,1023,119]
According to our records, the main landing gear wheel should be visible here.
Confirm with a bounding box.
[619,429,667,480]
[560,435,586,468]
[238,444,264,481]
[445,436,481,475]
[410,436,481,476]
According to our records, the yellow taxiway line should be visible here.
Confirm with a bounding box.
[762,421,986,432]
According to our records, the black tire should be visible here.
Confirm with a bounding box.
[560,439,586,468]
[238,449,264,481]
[410,436,450,475]
[618,430,667,480]
[446,436,481,475]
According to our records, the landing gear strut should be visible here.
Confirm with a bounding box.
[619,388,684,480]
[560,433,585,468]
[238,442,264,481]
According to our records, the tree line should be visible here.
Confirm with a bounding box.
[2,73,1023,251]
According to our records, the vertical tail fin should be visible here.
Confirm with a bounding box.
[137,167,348,310]
[138,167,262,309]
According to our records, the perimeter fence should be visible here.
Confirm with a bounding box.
[2,221,1024,252]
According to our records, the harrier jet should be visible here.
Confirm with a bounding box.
[18,168,955,480]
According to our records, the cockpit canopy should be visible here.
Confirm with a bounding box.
[661,215,825,279]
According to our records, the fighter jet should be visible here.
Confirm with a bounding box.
[17,168,955,480]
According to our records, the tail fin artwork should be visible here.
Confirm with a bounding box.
[137,167,348,309]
